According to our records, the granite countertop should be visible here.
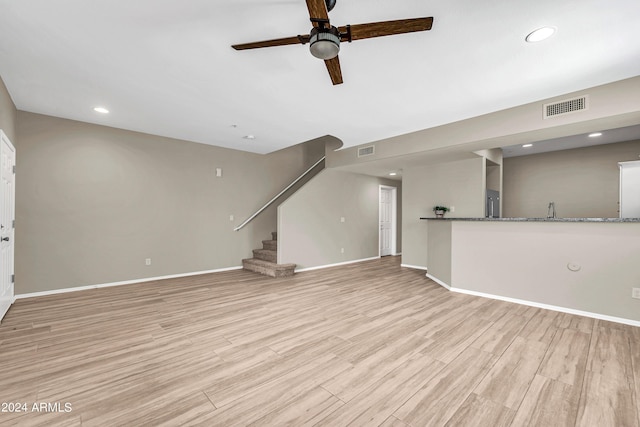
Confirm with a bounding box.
[419,217,640,222]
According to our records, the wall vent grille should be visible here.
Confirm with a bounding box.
[543,95,589,119]
[357,145,375,157]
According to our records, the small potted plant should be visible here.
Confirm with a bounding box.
[433,206,450,218]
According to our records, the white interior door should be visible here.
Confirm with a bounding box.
[619,161,640,218]
[379,186,394,257]
[0,131,16,322]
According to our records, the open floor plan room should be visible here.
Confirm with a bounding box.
[0,256,638,426]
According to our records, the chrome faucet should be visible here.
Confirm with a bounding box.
[547,202,556,219]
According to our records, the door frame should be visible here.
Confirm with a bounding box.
[619,160,640,218]
[0,130,16,322]
[378,185,397,257]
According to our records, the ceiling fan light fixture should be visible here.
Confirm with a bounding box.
[309,26,341,60]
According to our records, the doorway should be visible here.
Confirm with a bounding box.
[379,185,397,257]
[0,130,15,322]
[619,160,640,218]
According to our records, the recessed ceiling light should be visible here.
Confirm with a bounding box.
[588,132,602,138]
[522,143,533,148]
[93,107,109,114]
[243,135,255,140]
[389,172,397,176]
[525,27,556,43]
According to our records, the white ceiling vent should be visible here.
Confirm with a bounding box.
[357,145,375,157]
[543,95,589,119]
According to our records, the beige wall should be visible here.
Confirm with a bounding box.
[444,221,640,323]
[426,220,451,284]
[402,157,485,268]
[322,77,640,270]
[15,112,325,294]
[486,163,501,192]
[278,169,401,270]
[503,139,640,218]
[327,76,640,170]
[0,75,17,144]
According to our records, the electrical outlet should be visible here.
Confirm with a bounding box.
[340,217,345,223]
[341,248,345,254]
[450,206,455,213]
[632,288,640,299]
[145,258,151,266]
[229,214,234,221]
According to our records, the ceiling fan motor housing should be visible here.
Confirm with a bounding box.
[309,26,341,60]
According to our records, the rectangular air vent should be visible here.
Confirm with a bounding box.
[358,145,375,157]
[543,95,589,119]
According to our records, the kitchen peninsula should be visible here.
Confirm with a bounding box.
[419,217,640,325]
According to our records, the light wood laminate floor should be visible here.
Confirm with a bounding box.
[0,256,638,426]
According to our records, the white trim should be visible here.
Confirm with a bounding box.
[423,273,640,327]
[426,273,452,290]
[450,287,640,328]
[400,264,428,271]
[295,256,380,273]
[378,185,397,257]
[15,266,243,299]
[0,130,16,323]
[619,160,640,218]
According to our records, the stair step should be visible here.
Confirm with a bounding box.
[271,231,277,241]
[253,249,277,263]
[262,240,277,251]
[242,258,296,278]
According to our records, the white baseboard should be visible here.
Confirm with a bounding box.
[17,259,637,328]
[426,273,452,290]
[424,274,640,327]
[15,266,243,300]
[295,256,380,273]
[450,287,640,328]
[401,264,428,271]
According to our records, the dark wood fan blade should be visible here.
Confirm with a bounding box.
[324,56,343,85]
[306,0,329,25]
[232,34,310,50]
[339,17,433,41]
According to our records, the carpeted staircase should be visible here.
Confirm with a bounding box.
[242,232,296,278]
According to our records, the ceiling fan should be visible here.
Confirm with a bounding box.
[232,0,433,85]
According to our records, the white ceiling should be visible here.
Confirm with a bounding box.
[1,0,639,154]
[502,124,640,158]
